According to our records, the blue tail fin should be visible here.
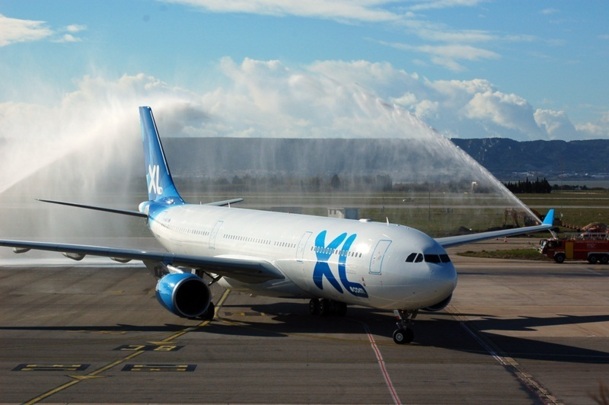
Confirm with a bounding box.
[139,106,184,204]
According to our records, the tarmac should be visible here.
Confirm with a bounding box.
[1,238,608,404]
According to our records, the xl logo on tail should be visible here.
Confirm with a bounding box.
[148,164,163,195]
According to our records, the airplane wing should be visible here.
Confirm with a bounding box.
[435,209,555,248]
[0,239,284,284]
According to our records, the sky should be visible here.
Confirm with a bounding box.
[0,0,608,142]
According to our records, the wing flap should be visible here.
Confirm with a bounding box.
[0,240,284,283]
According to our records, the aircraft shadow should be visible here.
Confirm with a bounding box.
[208,301,609,365]
[2,302,608,365]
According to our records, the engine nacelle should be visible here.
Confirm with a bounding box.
[422,294,452,312]
[155,273,211,318]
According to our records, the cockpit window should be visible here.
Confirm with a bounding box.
[424,254,441,263]
[407,252,451,264]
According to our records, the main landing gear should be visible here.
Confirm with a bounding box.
[309,298,347,316]
[392,309,417,344]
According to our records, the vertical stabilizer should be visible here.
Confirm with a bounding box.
[139,106,184,204]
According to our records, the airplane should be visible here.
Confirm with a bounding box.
[0,106,555,344]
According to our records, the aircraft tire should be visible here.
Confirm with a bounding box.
[319,299,331,316]
[308,299,320,315]
[393,328,414,344]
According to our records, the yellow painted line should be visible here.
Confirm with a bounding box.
[69,375,105,381]
[23,289,232,405]
[23,379,83,405]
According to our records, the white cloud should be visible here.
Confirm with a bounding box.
[163,0,401,23]
[53,24,87,42]
[0,14,52,46]
[378,16,504,72]
[420,43,499,71]
[166,0,549,74]
[0,14,86,46]
[464,92,540,134]
[408,0,487,11]
[201,57,434,138]
[383,40,500,68]
[575,111,609,139]
[534,109,578,140]
[66,24,86,33]
[55,34,81,43]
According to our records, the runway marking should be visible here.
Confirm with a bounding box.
[114,344,183,352]
[122,363,196,372]
[21,289,232,405]
[14,364,89,372]
[359,322,402,405]
[450,307,563,405]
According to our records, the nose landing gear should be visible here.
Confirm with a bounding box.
[393,309,417,344]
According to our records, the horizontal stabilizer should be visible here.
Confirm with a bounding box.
[38,199,147,218]
[206,198,244,206]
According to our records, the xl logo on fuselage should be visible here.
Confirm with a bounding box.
[312,230,368,298]
[148,164,163,195]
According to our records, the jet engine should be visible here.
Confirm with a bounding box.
[155,273,211,318]
[422,294,452,312]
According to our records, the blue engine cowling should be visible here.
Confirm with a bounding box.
[155,273,211,318]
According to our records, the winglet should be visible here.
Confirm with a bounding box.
[542,209,555,227]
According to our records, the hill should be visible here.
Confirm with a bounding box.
[451,138,609,180]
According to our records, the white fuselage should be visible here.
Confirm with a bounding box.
[147,204,457,311]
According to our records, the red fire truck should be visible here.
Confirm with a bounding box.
[539,233,609,263]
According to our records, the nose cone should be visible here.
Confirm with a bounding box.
[429,260,458,300]
[417,238,458,307]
